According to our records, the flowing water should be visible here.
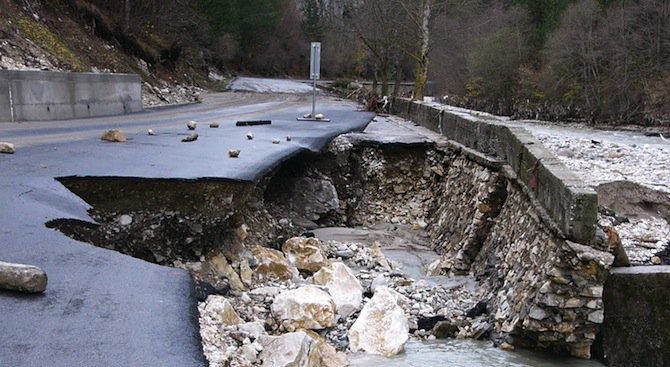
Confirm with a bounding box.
[313,226,606,367]
[350,339,605,367]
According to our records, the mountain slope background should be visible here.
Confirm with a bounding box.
[1,0,668,127]
[0,0,221,106]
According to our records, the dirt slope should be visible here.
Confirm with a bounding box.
[0,0,226,106]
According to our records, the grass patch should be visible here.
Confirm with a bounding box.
[15,16,87,72]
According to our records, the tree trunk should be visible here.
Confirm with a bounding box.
[380,61,389,97]
[413,0,432,100]
[392,62,402,99]
[123,0,131,32]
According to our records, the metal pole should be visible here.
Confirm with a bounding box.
[312,77,316,117]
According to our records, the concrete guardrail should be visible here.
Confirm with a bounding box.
[391,97,598,244]
[0,70,142,122]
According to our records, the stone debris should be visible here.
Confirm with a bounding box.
[251,246,299,281]
[0,142,16,154]
[142,82,204,108]
[272,139,280,144]
[198,231,488,366]
[101,129,126,142]
[147,129,156,136]
[247,133,254,140]
[210,122,220,128]
[229,149,241,158]
[257,332,321,367]
[312,262,362,318]
[0,260,48,293]
[535,131,670,265]
[187,120,197,130]
[348,286,409,356]
[210,254,245,291]
[202,295,242,326]
[282,237,329,273]
[182,133,198,142]
[118,214,133,226]
[271,285,337,330]
[286,136,292,142]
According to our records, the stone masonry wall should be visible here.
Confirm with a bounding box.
[472,175,612,358]
[428,154,507,274]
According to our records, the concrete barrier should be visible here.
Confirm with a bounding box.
[0,70,142,122]
[391,97,597,243]
[602,266,670,367]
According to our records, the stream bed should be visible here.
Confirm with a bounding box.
[350,339,605,367]
[314,226,606,367]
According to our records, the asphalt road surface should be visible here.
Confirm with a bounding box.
[0,89,373,366]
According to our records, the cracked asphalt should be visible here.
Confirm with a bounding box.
[0,89,373,366]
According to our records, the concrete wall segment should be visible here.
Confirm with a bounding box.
[0,70,141,122]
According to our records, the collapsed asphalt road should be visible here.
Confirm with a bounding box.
[0,91,374,366]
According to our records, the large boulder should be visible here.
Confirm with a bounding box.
[0,261,47,293]
[290,175,340,222]
[257,332,321,367]
[283,237,329,273]
[348,286,409,356]
[251,246,299,281]
[201,295,242,326]
[313,262,363,318]
[302,330,350,367]
[271,285,336,330]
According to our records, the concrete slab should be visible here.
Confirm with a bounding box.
[602,266,670,367]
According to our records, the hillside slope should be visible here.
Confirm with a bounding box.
[0,0,228,106]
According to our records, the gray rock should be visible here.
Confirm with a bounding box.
[431,320,459,339]
[257,332,319,367]
[229,149,241,158]
[182,133,198,142]
[0,142,16,154]
[0,261,48,293]
[118,214,133,226]
[187,120,197,130]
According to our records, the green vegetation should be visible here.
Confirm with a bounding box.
[199,0,286,58]
[16,16,87,71]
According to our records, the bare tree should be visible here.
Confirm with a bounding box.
[335,0,405,95]
[398,0,434,100]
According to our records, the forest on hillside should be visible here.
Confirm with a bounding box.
[11,0,670,125]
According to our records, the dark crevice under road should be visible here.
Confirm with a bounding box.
[0,91,374,367]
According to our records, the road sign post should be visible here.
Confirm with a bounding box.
[298,42,329,121]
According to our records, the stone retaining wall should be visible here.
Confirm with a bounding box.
[421,141,612,358]
[0,70,142,122]
[391,98,597,244]
[387,101,617,358]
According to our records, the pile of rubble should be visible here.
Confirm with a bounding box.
[193,235,488,367]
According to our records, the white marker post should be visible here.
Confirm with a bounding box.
[298,42,330,121]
